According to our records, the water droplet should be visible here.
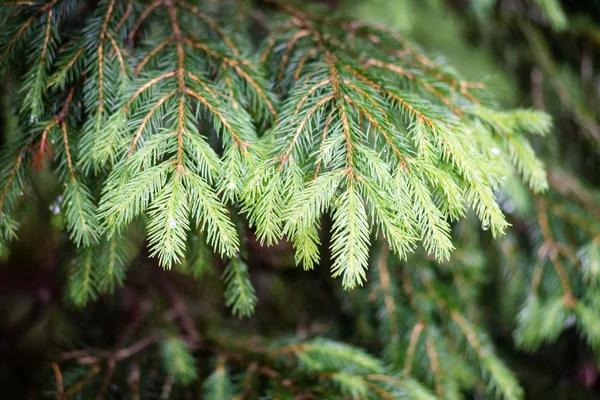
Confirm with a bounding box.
[18,191,23,196]
[49,204,54,212]
[501,175,507,181]
[482,221,490,231]
[168,218,177,229]
[51,139,55,144]
[490,147,500,156]
[29,114,37,123]
[57,195,63,204]
[413,244,418,250]
[565,315,576,328]
[228,181,236,190]
[541,181,549,190]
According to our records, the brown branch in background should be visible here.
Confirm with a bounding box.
[126,0,163,44]
[550,205,600,238]
[536,199,576,308]
[177,0,240,55]
[115,291,153,346]
[401,270,444,398]
[547,169,600,219]
[403,322,424,376]
[375,245,400,341]
[128,363,141,400]
[531,67,545,110]
[531,258,544,294]
[160,375,174,400]
[114,334,159,361]
[96,360,116,400]
[61,349,92,361]
[520,21,600,144]
[1,1,37,5]
[114,1,133,33]
[63,365,101,399]
[158,274,201,349]
[420,271,491,361]
[232,361,258,400]
[50,363,64,400]
[74,334,158,365]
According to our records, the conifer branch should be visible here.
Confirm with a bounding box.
[0,11,35,62]
[0,151,23,213]
[97,0,116,117]
[126,0,163,43]
[114,1,132,33]
[177,0,240,55]
[135,38,174,74]
[0,6,564,395]
[129,90,177,154]
[47,44,84,90]
[60,122,74,179]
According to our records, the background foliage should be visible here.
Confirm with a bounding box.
[0,0,599,399]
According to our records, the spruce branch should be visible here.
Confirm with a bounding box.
[249,0,549,288]
[0,0,552,319]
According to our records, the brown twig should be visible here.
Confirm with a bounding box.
[536,199,576,308]
[50,363,64,400]
[158,274,201,349]
[160,375,174,399]
[63,365,101,398]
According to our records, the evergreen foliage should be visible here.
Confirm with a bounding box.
[0,0,598,398]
